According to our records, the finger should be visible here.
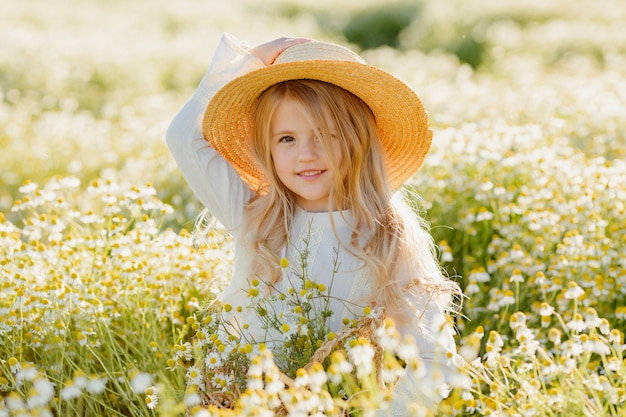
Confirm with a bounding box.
[250,37,314,65]
[268,38,312,63]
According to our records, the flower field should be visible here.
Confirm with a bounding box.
[1,0,625,415]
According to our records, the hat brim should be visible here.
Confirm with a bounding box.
[203,60,432,190]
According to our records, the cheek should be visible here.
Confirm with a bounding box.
[336,143,344,164]
[332,141,345,167]
[269,146,281,167]
[330,143,348,182]
[270,149,289,177]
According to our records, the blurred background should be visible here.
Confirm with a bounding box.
[2,0,625,227]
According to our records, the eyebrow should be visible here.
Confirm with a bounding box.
[271,130,297,141]
[271,130,295,136]
[270,126,338,138]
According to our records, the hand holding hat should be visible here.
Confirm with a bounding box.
[249,37,313,65]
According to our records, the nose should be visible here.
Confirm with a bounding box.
[297,137,319,162]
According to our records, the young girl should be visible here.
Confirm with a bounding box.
[167,33,461,414]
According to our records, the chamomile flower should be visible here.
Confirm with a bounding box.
[144,386,158,410]
[608,329,622,345]
[8,357,21,374]
[566,313,587,333]
[264,374,284,396]
[60,380,82,400]
[510,269,524,283]
[204,351,222,370]
[465,280,480,294]
[499,290,516,307]
[184,385,202,408]
[72,369,88,390]
[327,351,353,384]
[469,268,490,283]
[347,337,375,378]
[438,240,453,262]
[307,363,328,393]
[564,281,585,300]
[15,365,38,384]
[539,302,555,316]
[174,342,193,361]
[0,376,9,391]
[582,308,603,329]
[4,391,25,410]
[186,366,203,386]
[26,377,55,409]
[129,371,152,394]
[210,372,233,392]
[86,374,108,395]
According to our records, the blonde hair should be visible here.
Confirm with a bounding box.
[238,79,460,324]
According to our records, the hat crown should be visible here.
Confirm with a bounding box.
[274,41,367,65]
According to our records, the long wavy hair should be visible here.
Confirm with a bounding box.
[238,79,460,324]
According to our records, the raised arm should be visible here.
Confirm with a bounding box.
[165,33,262,230]
[166,33,311,231]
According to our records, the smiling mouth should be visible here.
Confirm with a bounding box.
[298,170,325,177]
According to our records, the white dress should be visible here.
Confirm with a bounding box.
[166,32,459,415]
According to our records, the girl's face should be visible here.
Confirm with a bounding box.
[269,96,343,212]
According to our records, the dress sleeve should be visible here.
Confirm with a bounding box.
[165,33,264,233]
[381,292,461,416]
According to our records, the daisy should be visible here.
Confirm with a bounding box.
[564,281,585,300]
[465,280,480,295]
[184,385,202,408]
[174,342,194,361]
[144,386,158,410]
[469,268,490,283]
[548,328,562,345]
[264,376,284,396]
[210,372,233,392]
[0,376,9,391]
[347,338,375,378]
[26,377,55,409]
[130,372,152,394]
[308,363,327,393]
[327,351,353,385]
[60,380,82,400]
[510,269,524,283]
[584,334,611,355]
[499,290,516,307]
[186,366,203,386]
[539,302,554,316]
[566,313,587,332]
[5,391,25,411]
[582,308,603,329]
[205,351,222,370]
[8,357,21,374]
[85,374,108,395]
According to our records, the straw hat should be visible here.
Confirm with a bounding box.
[202,40,432,190]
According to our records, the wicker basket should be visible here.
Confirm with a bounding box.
[195,313,385,415]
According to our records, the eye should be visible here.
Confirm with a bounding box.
[316,130,338,142]
[278,135,295,143]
